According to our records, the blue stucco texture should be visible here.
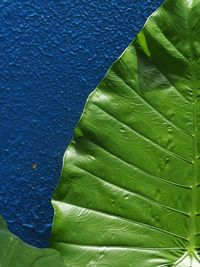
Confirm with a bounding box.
[0,0,163,247]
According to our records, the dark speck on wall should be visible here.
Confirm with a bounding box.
[32,163,37,170]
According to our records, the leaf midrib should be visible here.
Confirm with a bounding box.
[187,1,198,254]
[188,61,198,253]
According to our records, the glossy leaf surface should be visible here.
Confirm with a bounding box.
[0,216,65,267]
[51,0,200,266]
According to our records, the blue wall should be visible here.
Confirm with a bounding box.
[0,0,163,247]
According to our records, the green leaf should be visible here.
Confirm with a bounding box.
[0,217,65,267]
[50,0,200,266]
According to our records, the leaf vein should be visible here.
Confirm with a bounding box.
[81,137,191,190]
[93,102,192,164]
[53,200,188,242]
[111,69,192,137]
[74,165,189,217]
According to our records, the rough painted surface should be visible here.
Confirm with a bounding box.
[0,0,163,247]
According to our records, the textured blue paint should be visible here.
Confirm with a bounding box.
[0,0,163,247]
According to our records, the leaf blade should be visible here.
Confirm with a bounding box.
[51,0,200,265]
[0,217,65,267]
